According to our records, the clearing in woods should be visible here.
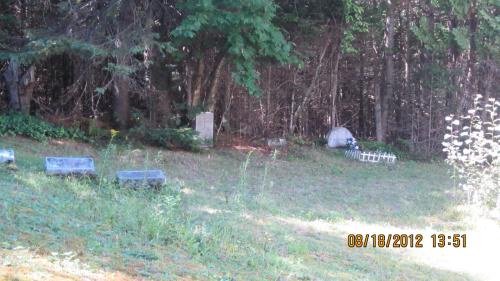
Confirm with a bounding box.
[0,137,498,281]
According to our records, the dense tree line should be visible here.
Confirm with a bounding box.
[0,0,498,155]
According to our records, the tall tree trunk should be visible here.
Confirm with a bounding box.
[460,0,478,113]
[19,65,36,114]
[207,55,226,112]
[112,71,130,130]
[217,66,233,136]
[3,59,35,113]
[110,0,135,129]
[358,48,366,137]
[191,56,205,107]
[330,31,342,128]
[150,45,174,125]
[3,59,21,111]
[374,74,384,141]
[377,0,395,142]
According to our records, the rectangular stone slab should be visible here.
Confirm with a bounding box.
[195,112,214,144]
[267,138,287,147]
[45,157,96,176]
[116,170,166,188]
[0,149,15,163]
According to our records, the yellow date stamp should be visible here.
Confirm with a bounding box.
[347,234,466,248]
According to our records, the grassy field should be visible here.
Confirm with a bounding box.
[0,136,499,281]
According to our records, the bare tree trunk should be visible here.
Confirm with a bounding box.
[383,0,395,140]
[330,35,342,128]
[217,67,233,136]
[207,55,226,112]
[3,59,36,113]
[377,0,395,142]
[191,56,205,107]
[358,48,366,137]
[110,0,135,129]
[3,59,21,111]
[266,66,272,134]
[19,65,36,114]
[373,28,384,141]
[460,0,478,114]
[185,62,193,108]
[112,71,130,129]
[374,75,384,141]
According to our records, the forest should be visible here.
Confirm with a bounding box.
[1,0,497,156]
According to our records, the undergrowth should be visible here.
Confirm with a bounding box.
[0,114,201,151]
[130,125,202,151]
[0,114,87,141]
[358,140,412,159]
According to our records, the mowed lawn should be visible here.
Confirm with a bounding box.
[0,137,499,281]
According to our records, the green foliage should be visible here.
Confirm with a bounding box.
[413,0,499,60]
[172,0,298,95]
[313,137,328,147]
[131,125,201,151]
[0,37,108,64]
[0,114,87,141]
[358,140,409,160]
[451,27,470,51]
[0,0,19,49]
[476,1,500,59]
[341,0,368,54]
[412,16,450,54]
[104,62,135,76]
[147,128,202,151]
[448,0,469,20]
[94,87,107,95]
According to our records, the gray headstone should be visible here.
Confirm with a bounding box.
[267,138,287,148]
[45,157,96,176]
[0,149,15,163]
[195,112,214,144]
[116,170,166,188]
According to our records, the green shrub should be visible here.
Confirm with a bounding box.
[289,136,310,146]
[0,113,87,141]
[147,128,201,151]
[358,140,409,159]
[130,125,201,151]
[313,137,327,147]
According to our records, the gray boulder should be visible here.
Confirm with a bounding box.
[327,127,355,148]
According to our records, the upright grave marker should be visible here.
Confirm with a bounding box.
[195,112,214,146]
[267,138,287,148]
[116,170,166,189]
[0,149,15,163]
[45,157,96,176]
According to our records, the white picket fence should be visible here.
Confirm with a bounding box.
[345,150,396,164]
